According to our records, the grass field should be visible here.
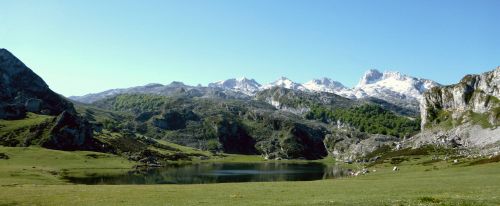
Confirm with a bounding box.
[0,146,135,185]
[0,146,499,206]
[0,113,53,134]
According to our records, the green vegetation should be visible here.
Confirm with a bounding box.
[432,109,455,130]
[89,93,332,160]
[0,146,499,205]
[75,103,133,124]
[470,111,494,128]
[307,104,420,137]
[0,113,54,147]
[364,145,458,167]
[95,94,169,114]
[0,113,53,135]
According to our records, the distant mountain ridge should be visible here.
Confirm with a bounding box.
[70,69,440,113]
[208,77,261,96]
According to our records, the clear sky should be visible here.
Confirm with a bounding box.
[1,0,499,96]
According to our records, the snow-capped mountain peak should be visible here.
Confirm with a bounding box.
[353,69,440,100]
[208,77,261,95]
[262,77,306,90]
[357,69,384,86]
[304,77,346,90]
[302,77,355,98]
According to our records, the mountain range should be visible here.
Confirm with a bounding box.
[69,69,441,113]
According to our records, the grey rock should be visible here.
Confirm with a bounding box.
[25,98,42,112]
[421,67,500,128]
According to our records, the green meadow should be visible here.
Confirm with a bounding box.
[0,146,499,206]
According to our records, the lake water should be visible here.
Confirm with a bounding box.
[65,162,350,185]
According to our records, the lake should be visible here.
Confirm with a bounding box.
[65,162,350,184]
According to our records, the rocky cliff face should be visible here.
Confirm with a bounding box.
[414,67,500,154]
[421,67,499,129]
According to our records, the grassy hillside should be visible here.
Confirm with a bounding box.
[0,113,54,147]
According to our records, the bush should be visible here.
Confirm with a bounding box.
[418,196,441,203]
[0,152,9,160]
[206,139,222,153]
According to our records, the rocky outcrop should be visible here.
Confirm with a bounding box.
[211,118,257,155]
[410,124,500,155]
[421,67,499,128]
[0,49,99,151]
[0,49,75,119]
[324,129,399,161]
[43,111,99,150]
[416,67,500,153]
[256,123,328,160]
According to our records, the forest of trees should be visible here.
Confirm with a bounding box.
[306,104,420,138]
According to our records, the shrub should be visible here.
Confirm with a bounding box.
[0,152,9,160]
[418,196,441,203]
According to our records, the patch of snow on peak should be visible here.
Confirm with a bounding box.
[357,69,384,86]
[262,77,306,91]
[303,77,355,98]
[208,77,261,95]
[354,69,440,100]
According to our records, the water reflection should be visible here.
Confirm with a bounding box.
[65,162,349,185]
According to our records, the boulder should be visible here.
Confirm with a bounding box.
[25,98,42,113]
[42,111,98,151]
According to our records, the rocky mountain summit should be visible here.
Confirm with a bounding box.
[353,69,440,100]
[349,69,440,111]
[411,67,500,154]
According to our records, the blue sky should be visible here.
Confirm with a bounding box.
[1,0,499,96]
